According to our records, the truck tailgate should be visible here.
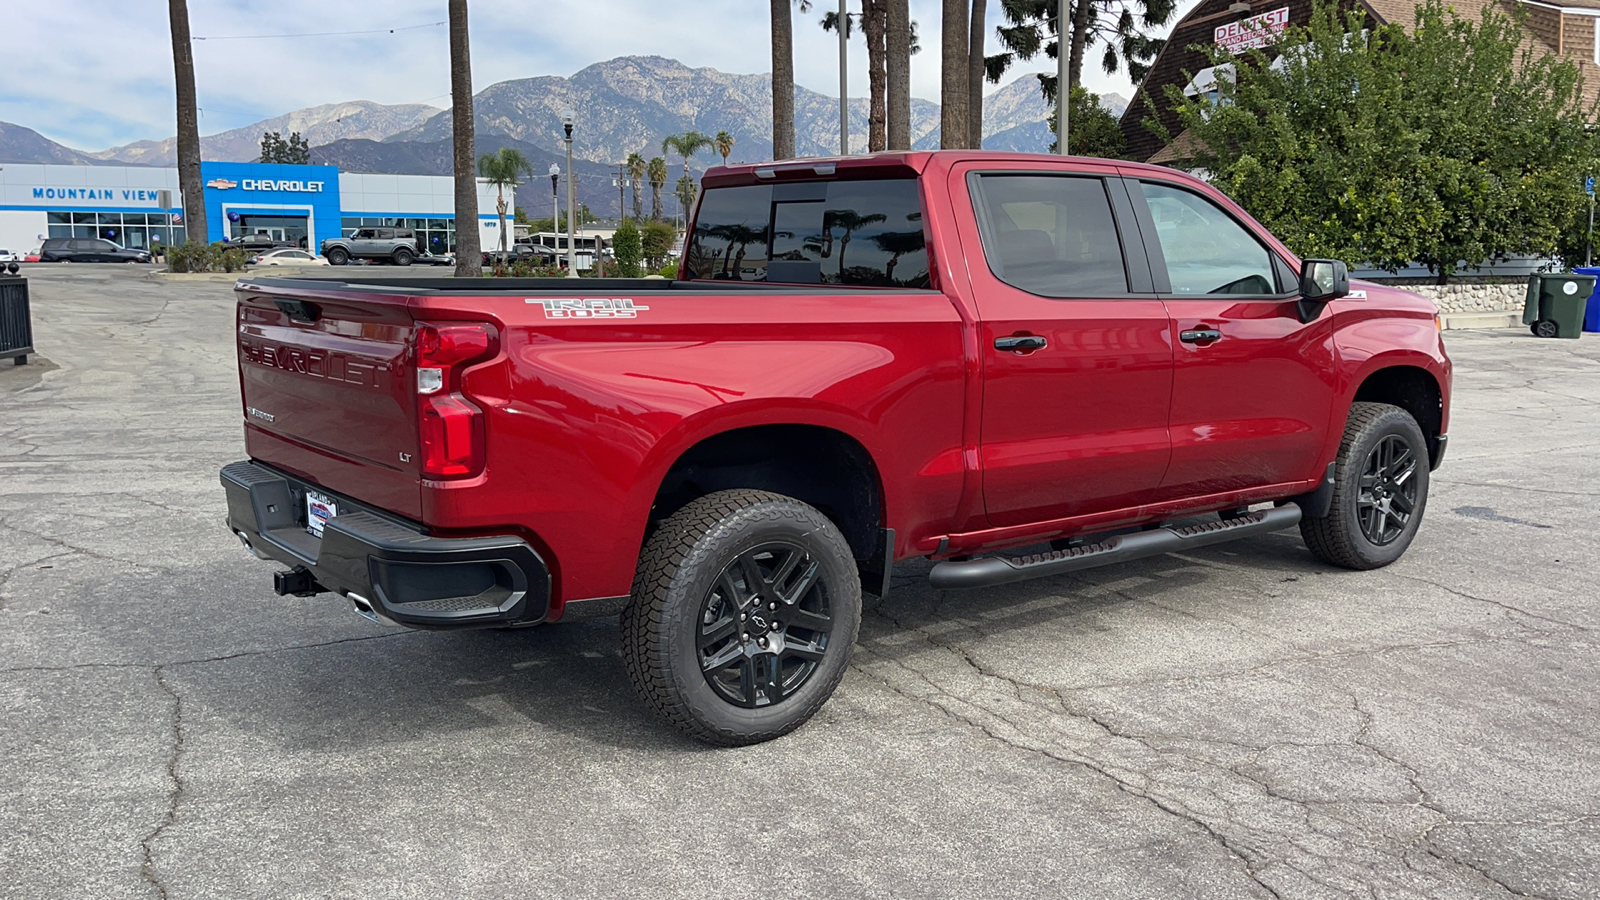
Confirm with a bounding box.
[235,285,422,519]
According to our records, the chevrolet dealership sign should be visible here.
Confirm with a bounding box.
[208,177,326,193]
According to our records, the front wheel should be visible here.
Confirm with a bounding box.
[1301,402,1431,570]
[621,490,862,746]
[326,248,349,266]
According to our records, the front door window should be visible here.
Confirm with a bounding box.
[1139,182,1277,295]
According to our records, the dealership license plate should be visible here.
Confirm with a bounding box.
[305,490,338,538]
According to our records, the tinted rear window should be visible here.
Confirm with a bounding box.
[685,179,929,287]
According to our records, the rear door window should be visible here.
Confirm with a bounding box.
[686,179,929,287]
[972,175,1130,296]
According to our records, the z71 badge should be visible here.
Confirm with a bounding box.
[528,298,650,319]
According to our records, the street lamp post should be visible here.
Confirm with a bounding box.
[549,163,560,260]
[562,109,579,279]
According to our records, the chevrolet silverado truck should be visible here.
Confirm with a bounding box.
[222,151,1451,746]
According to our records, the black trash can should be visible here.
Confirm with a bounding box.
[1524,272,1596,339]
[0,272,33,365]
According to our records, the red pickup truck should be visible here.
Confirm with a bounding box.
[222,151,1450,745]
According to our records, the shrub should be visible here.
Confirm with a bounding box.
[657,260,678,279]
[612,219,644,278]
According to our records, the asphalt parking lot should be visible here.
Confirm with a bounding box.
[3,265,1598,899]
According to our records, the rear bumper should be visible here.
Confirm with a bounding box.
[221,460,551,629]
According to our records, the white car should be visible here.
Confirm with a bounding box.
[247,248,329,267]
[0,249,19,263]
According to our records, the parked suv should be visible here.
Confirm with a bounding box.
[482,243,557,266]
[39,238,152,264]
[320,228,420,266]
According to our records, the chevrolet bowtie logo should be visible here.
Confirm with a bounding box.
[206,178,238,190]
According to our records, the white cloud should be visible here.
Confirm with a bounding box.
[0,0,1198,151]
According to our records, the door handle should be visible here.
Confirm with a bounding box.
[1180,329,1223,344]
[994,335,1047,352]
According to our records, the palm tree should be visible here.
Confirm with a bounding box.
[829,209,887,277]
[663,132,713,211]
[626,152,646,221]
[771,0,796,160]
[477,147,533,265]
[447,0,482,276]
[675,175,697,224]
[870,229,926,283]
[822,3,889,152]
[168,0,207,244]
[941,0,969,148]
[647,156,668,221]
[968,0,987,148]
[663,132,713,182]
[713,130,735,167]
[886,0,911,150]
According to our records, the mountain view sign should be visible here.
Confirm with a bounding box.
[1215,7,1290,54]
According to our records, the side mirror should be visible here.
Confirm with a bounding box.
[1297,259,1349,323]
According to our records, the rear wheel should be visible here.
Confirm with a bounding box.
[326,248,349,266]
[621,490,861,746]
[393,248,414,266]
[1301,402,1430,570]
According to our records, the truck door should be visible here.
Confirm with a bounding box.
[1124,177,1337,500]
[955,165,1174,528]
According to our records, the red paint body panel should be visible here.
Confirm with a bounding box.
[231,151,1452,616]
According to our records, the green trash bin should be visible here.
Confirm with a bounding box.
[1524,272,1596,338]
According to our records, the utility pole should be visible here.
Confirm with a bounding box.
[1056,0,1070,155]
[1588,175,1595,267]
[562,109,579,278]
[839,0,849,154]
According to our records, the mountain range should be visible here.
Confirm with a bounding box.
[1,55,1126,215]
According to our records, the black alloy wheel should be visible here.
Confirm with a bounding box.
[696,542,832,709]
[1357,434,1418,546]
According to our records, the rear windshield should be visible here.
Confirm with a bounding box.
[684,179,929,287]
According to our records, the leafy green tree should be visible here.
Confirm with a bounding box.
[259,130,310,164]
[477,147,534,264]
[641,220,677,267]
[986,0,1175,98]
[612,218,644,277]
[1168,0,1595,281]
[1047,83,1124,157]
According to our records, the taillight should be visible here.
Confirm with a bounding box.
[415,322,497,478]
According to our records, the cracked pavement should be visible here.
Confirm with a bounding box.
[2,266,1598,898]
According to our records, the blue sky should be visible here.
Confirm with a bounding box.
[0,0,1199,151]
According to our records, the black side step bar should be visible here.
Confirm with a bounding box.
[928,504,1304,590]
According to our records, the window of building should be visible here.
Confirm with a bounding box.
[972,175,1130,296]
[685,179,929,286]
[1138,182,1277,295]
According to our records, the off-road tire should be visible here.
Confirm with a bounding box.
[393,248,414,266]
[620,490,861,746]
[326,248,349,266]
[1301,402,1430,570]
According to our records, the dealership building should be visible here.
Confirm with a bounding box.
[0,161,503,255]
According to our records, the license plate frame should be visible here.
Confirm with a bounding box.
[304,489,338,538]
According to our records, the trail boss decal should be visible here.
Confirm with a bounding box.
[528,298,650,319]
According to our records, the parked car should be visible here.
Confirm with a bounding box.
[0,250,19,263]
[320,227,421,266]
[38,237,152,264]
[246,248,329,267]
[482,243,557,266]
[421,251,455,266]
[24,248,40,263]
[227,234,298,255]
[224,151,1451,747]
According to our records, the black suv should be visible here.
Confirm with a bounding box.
[40,238,152,264]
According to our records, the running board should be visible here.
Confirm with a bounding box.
[927,504,1304,590]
